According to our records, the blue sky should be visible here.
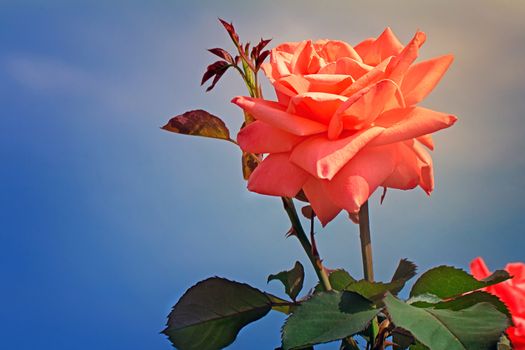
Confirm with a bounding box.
[1,1,524,349]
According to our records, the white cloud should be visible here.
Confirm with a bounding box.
[4,54,94,93]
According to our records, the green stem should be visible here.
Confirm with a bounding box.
[358,201,374,282]
[282,197,332,292]
[230,42,332,293]
[358,201,378,347]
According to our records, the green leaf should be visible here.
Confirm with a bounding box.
[407,293,442,307]
[314,269,357,292]
[163,277,272,350]
[384,293,510,350]
[432,291,512,319]
[266,293,295,315]
[409,342,430,350]
[410,265,510,299]
[345,280,402,303]
[268,261,305,301]
[162,109,233,142]
[342,260,417,303]
[330,269,357,290]
[390,259,417,294]
[282,291,379,349]
[330,260,416,303]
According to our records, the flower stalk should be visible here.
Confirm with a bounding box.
[358,201,379,348]
[358,201,374,282]
[217,24,332,293]
[282,197,332,292]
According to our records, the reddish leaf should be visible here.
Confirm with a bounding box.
[206,67,229,92]
[256,50,270,70]
[208,48,234,63]
[295,190,309,203]
[218,18,239,45]
[252,38,272,58]
[301,205,315,219]
[162,109,232,142]
[256,38,271,52]
[201,60,229,85]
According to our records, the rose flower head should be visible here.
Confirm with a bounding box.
[471,257,525,349]
[232,28,457,226]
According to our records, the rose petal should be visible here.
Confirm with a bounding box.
[291,40,322,74]
[354,37,374,59]
[232,96,328,136]
[247,153,309,197]
[288,92,347,124]
[318,40,362,62]
[303,74,355,94]
[268,50,293,80]
[329,79,399,139]
[290,126,384,180]
[273,75,311,105]
[317,58,372,78]
[323,145,398,214]
[370,107,457,146]
[470,257,492,280]
[417,134,435,150]
[401,54,454,106]
[237,121,303,153]
[382,142,420,190]
[334,57,372,77]
[274,42,300,54]
[355,27,404,66]
[386,31,426,84]
[339,56,393,97]
[412,141,434,194]
[303,177,342,226]
[506,263,525,283]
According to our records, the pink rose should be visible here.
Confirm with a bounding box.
[232,28,457,225]
[471,257,525,349]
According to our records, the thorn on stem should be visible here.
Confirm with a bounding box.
[286,227,296,238]
[380,187,387,204]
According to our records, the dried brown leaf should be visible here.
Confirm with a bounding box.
[162,109,232,142]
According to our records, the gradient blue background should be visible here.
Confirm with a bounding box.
[1,1,524,349]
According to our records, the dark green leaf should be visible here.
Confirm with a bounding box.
[432,291,512,319]
[409,342,429,350]
[268,261,305,301]
[162,109,233,142]
[390,259,417,294]
[407,293,442,307]
[339,260,416,303]
[266,293,295,315]
[410,266,510,299]
[345,280,403,303]
[330,270,357,290]
[163,277,272,350]
[282,291,379,349]
[408,291,512,326]
[315,269,357,292]
[384,292,510,350]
